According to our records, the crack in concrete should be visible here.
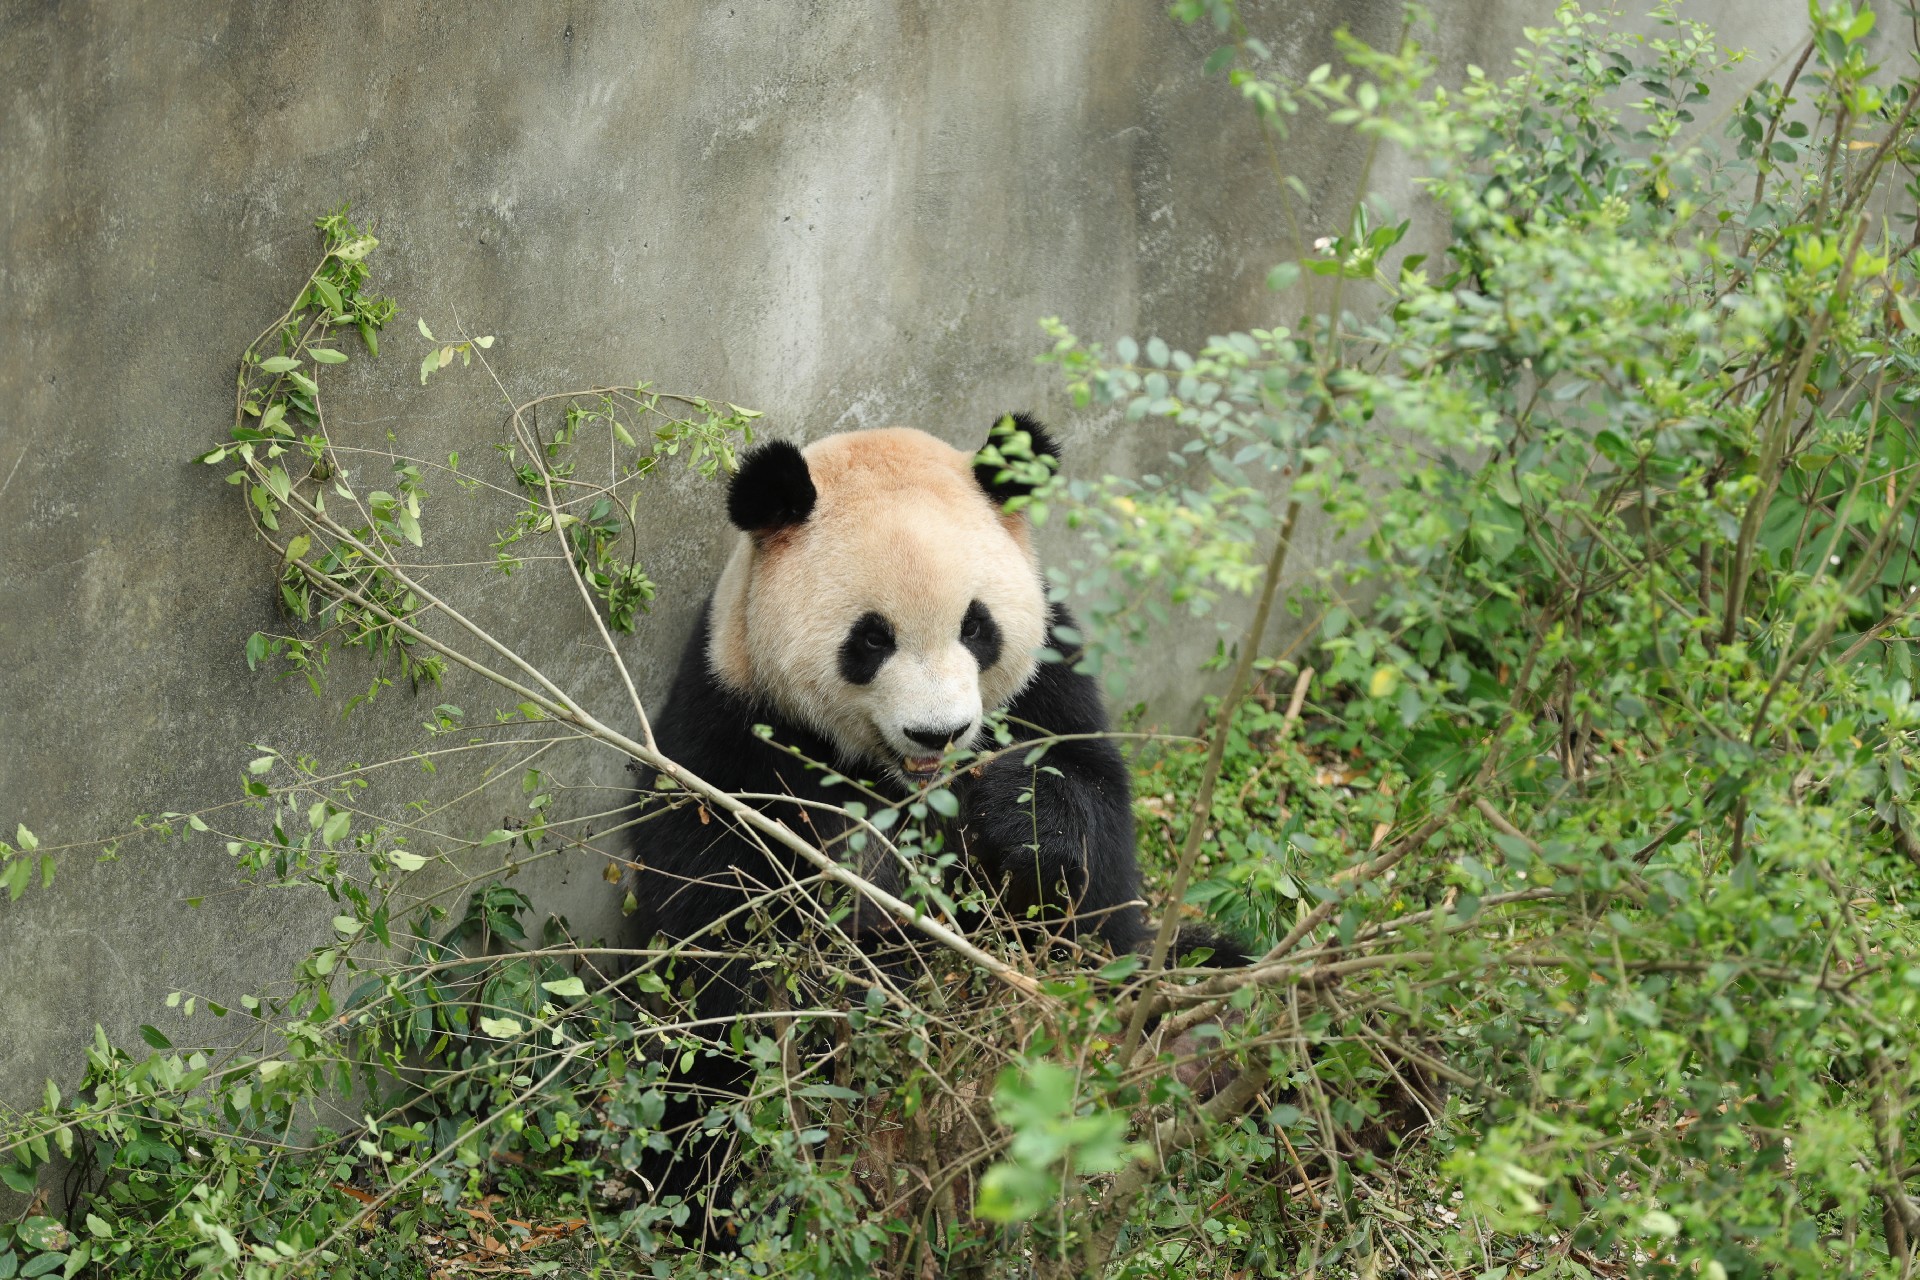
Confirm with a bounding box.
[0,447,24,500]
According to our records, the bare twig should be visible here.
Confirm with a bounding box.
[1119,493,1309,1064]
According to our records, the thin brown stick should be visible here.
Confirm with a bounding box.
[1118,494,1308,1066]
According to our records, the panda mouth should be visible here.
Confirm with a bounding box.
[901,755,945,780]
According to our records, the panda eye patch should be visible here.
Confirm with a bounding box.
[838,612,896,685]
[959,600,1002,670]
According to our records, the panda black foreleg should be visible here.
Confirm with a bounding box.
[958,748,1255,966]
[624,951,760,1247]
[960,734,1152,954]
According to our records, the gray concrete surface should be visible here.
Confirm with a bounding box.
[0,0,1819,1119]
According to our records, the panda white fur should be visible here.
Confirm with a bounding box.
[624,414,1244,1223]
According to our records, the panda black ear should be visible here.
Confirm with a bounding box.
[727,441,817,535]
[973,412,1061,505]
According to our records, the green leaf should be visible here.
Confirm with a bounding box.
[15,824,38,853]
[309,347,349,364]
[1897,293,1920,335]
[311,277,344,314]
[321,809,351,844]
[137,1025,171,1050]
[258,355,300,374]
[417,317,435,341]
[974,1163,1056,1223]
[247,756,276,776]
[1470,500,1523,564]
[926,788,960,818]
[245,485,276,529]
[1640,1209,1681,1237]
[1491,463,1523,507]
[478,1016,523,1038]
[541,976,588,999]
[387,850,427,872]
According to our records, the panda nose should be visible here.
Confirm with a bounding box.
[903,724,970,750]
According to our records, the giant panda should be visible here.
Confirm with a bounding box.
[623,414,1245,1231]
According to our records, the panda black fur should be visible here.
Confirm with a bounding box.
[624,415,1245,1226]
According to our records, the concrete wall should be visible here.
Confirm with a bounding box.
[0,1,1814,1114]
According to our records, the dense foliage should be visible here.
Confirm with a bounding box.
[6,2,1920,1278]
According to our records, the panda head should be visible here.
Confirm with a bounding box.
[706,415,1060,784]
